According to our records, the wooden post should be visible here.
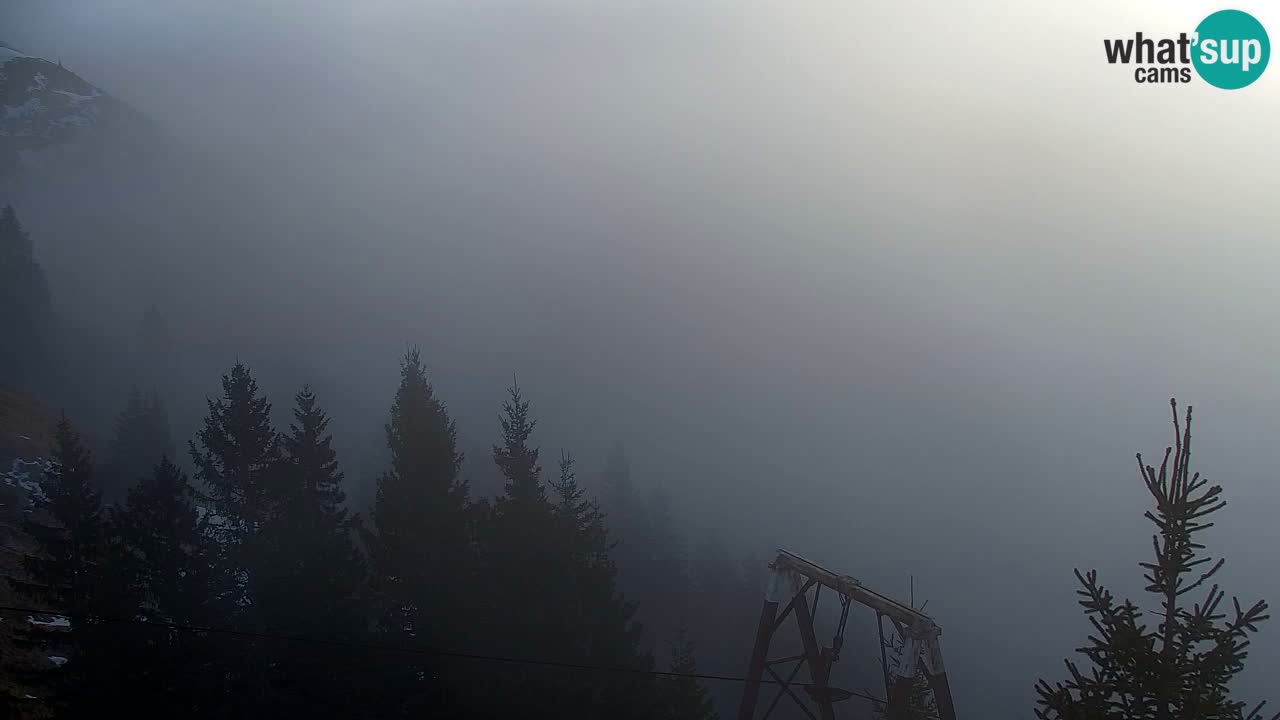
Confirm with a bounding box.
[794,593,835,720]
[737,596,779,720]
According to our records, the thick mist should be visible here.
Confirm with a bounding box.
[4,0,1280,716]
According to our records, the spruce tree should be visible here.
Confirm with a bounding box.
[268,384,364,636]
[603,453,689,652]
[688,536,762,718]
[106,457,222,715]
[111,457,211,622]
[663,625,718,720]
[257,384,363,630]
[21,418,104,616]
[17,418,111,718]
[0,206,54,389]
[254,386,368,715]
[552,452,657,711]
[473,405,660,720]
[189,361,280,607]
[473,381,562,714]
[1035,400,1277,720]
[366,348,469,634]
[187,362,281,712]
[493,379,545,505]
[644,486,690,641]
[601,443,646,607]
[0,459,53,718]
[364,347,470,713]
[551,451,607,565]
[103,387,174,502]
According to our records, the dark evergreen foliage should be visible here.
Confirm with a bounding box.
[110,456,211,623]
[104,456,224,715]
[103,386,174,502]
[662,625,718,720]
[470,389,662,719]
[492,379,544,506]
[600,443,691,651]
[362,347,472,713]
[6,341,1272,720]
[0,206,54,390]
[20,418,104,616]
[269,385,364,635]
[15,418,111,718]
[1035,400,1277,720]
[189,363,280,553]
[185,362,282,714]
[253,386,370,715]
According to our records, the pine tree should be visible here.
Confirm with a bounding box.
[16,418,109,718]
[662,625,718,720]
[467,392,661,719]
[106,457,223,715]
[20,418,104,616]
[187,362,281,712]
[644,485,690,634]
[551,451,607,565]
[103,387,174,502]
[492,379,545,505]
[269,384,364,637]
[364,347,471,714]
[366,348,469,634]
[0,459,52,718]
[189,361,280,608]
[555,449,665,720]
[258,385,364,634]
[254,386,369,715]
[1035,400,1277,720]
[689,536,762,718]
[111,457,211,623]
[601,442,638,531]
[0,206,54,389]
[600,443,646,606]
[470,381,561,713]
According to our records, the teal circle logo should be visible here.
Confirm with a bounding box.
[1193,9,1269,89]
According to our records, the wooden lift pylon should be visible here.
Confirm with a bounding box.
[737,549,957,720]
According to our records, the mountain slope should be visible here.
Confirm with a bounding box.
[0,43,158,186]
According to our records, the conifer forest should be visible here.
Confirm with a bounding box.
[2,2,1279,718]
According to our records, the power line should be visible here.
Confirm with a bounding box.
[0,603,886,705]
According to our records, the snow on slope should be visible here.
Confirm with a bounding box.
[2,457,50,501]
[0,45,156,183]
[0,48,28,65]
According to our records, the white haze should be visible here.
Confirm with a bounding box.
[4,0,1280,715]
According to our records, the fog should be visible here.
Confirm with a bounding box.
[4,0,1280,716]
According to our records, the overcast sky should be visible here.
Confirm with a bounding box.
[4,1,1280,715]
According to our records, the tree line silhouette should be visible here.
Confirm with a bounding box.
[3,203,1278,718]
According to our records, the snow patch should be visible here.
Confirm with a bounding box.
[52,88,101,103]
[27,615,70,629]
[2,457,50,501]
